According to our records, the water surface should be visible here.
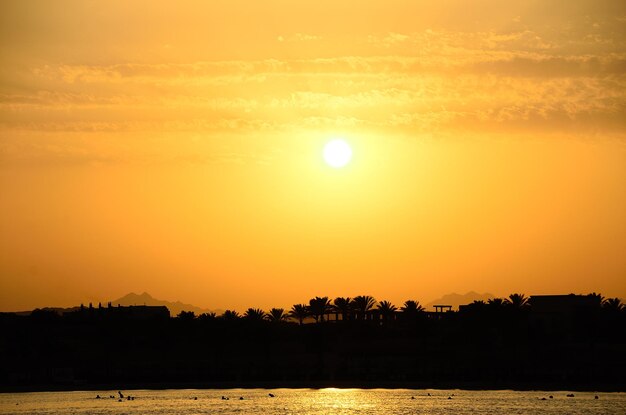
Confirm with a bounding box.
[1,388,624,415]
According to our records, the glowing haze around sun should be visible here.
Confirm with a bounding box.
[323,139,353,168]
[1,0,625,313]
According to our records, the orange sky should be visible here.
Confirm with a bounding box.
[1,0,625,312]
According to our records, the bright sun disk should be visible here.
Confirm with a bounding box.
[323,139,352,168]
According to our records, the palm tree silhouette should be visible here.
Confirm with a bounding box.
[588,292,605,306]
[177,311,196,321]
[377,300,397,323]
[469,300,486,308]
[487,298,505,309]
[244,308,266,321]
[333,297,352,322]
[400,300,425,323]
[351,295,377,320]
[401,300,425,313]
[486,299,506,321]
[289,304,309,325]
[266,308,289,323]
[505,293,530,309]
[309,296,331,322]
[197,312,217,322]
[221,310,240,321]
[602,297,624,312]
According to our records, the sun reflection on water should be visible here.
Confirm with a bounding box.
[1,388,625,415]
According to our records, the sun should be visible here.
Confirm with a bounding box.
[323,139,352,168]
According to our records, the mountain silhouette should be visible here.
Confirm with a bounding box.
[426,291,494,311]
[109,292,222,316]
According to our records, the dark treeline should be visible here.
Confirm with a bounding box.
[1,293,624,392]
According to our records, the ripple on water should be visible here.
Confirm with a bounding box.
[1,389,625,415]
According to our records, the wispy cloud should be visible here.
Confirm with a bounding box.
[1,25,624,164]
[3,66,623,134]
[277,33,322,42]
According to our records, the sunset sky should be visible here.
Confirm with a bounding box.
[1,0,625,312]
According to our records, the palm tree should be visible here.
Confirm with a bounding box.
[487,298,505,309]
[602,298,624,312]
[588,292,605,307]
[400,300,425,323]
[177,310,196,321]
[221,310,240,321]
[351,295,377,320]
[197,312,217,322]
[377,300,397,322]
[505,293,530,309]
[266,308,289,323]
[309,296,331,322]
[333,297,352,322]
[401,300,425,314]
[243,308,266,321]
[289,304,309,325]
[467,300,486,310]
[486,298,506,319]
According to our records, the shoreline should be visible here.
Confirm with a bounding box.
[2,380,624,394]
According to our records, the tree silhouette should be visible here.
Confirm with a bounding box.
[486,298,506,322]
[6,290,626,392]
[289,304,309,325]
[602,298,624,313]
[588,292,605,306]
[308,296,331,322]
[221,310,240,321]
[197,312,217,322]
[399,300,425,324]
[333,297,352,322]
[266,308,289,323]
[177,311,196,321]
[377,300,397,323]
[244,308,266,321]
[505,293,530,309]
[401,300,424,313]
[465,300,487,312]
[487,298,505,308]
[351,295,377,320]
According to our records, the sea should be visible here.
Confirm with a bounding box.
[1,388,624,415]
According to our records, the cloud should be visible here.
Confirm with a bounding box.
[3,67,623,135]
[1,25,624,167]
[278,33,322,42]
[27,51,626,85]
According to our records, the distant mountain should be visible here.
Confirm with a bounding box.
[425,291,495,311]
[110,292,223,317]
